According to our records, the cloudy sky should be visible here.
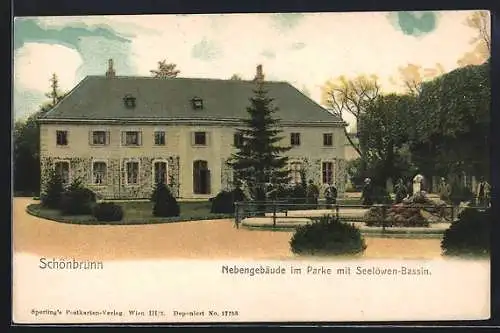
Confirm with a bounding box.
[13,11,484,126]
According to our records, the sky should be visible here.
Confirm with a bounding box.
[13,11,486,129]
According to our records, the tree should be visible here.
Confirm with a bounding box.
[228,80,291,207]
[14,73,66,195]
[408,62,490,181]
[229,74,243,80]
[458,11,490,67]
[358,93,415,187]
[320,74,380,159]
[393,63,445,96]
[150,59,180,78]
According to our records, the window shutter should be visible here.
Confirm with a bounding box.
[121,131,126,146]
[206,132,210,146]
[138,131,142,146]
[191,132,195,146]
[89,130,93,146]
[106,131,110,145]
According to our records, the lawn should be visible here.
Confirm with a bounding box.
[26,200,233,225]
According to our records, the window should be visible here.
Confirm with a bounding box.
[153,161,168,184]
[291,133,301,146]
[191,97,203,110]
[193,160,210,194]
[323,133,333,146]
[194,132,206,145]
[92,131,107,145]
[56,131,68,146]
[123,131,141,146]
[54,161,70,185]
[290,162,302,184]
[126,161,139,185]
[233,133,244,148]
[322,162,334,184]
[123,95,136,108]
[92,162,107,185]
[154,131,166,145]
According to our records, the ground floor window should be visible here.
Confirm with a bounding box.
[126,161,139,185]
[193,160,210,194]
[154,161,168,185]
[54,161,70,185]
[290,162,303,184]
[92,161,107,185]
[322,161,334,184]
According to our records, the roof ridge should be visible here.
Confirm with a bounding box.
[85,75,288,84]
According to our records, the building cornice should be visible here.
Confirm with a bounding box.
[37,117,347,127]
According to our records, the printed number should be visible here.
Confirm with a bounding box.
[222,311,239,316]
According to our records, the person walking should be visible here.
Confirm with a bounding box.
[361,178,374,207]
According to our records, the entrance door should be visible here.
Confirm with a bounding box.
[193,160,211,194]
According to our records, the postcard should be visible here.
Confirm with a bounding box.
[12,10,491,324]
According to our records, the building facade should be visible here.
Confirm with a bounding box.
[38,63,347,200]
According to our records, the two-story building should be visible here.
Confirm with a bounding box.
[37,61,348,200]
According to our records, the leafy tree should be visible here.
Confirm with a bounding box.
[229,74,243,80]
[150,59,180,78]
[228,80,291,207]
[321,74,380,160]
[358,93,415,187]
[408,62,490,181]
[457,10,490,67]
[14,73,65,195]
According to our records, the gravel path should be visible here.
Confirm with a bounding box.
[13,198,444,261]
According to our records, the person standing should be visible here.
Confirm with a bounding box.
[324,181,337,208]
[438,177,451,203]
[394,178,408,204]
[476,177,491,207]
[361,178,373,207]
[306,180,320,208]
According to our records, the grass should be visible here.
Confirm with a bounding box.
[26,200,234,225]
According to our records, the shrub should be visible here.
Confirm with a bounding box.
[372,186,392,204]
[59,179,97,215]
[288,184,308,209]
[41,169,65,209]
[364,204,429,227]
[152,182,180,217]
[92,202,124,222]
[449,182,474,206]
[441,208,490,257]
[210,188,246,214]
[290,215,367,255]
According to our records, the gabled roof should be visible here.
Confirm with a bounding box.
[39,76,345,125]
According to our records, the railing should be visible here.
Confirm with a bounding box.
[233,199,487,229]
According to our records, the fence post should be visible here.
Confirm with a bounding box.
[234,202,239,229]
[382,205,387,232]
[272,201,277,228]
[335,204,340,221]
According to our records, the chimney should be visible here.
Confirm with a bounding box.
[254,64,264,83]
[106,59,116,78]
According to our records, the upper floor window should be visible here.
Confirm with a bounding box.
[56,130,68,146]
[122,131,141,146]
[191,97,203,110]
[194,132,207,146]
[92,131,108,145]
[234,133,244,148]
[323,133,333,147]
[154,131,166,145]
[291,133,301,146]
